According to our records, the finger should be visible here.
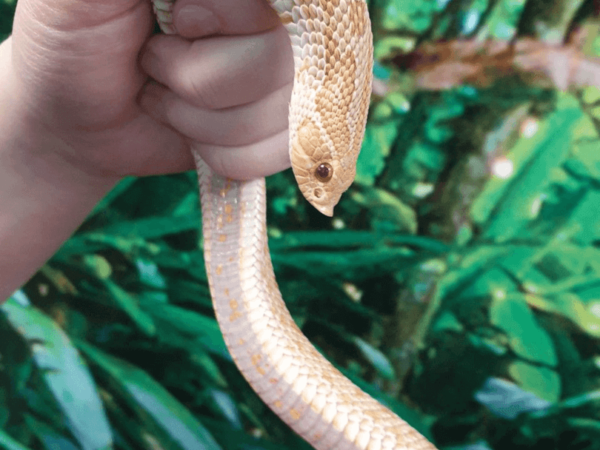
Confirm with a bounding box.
[140,26,294,110]
[171,0,280,38]
[191,130,291,180]
[139,80,291,147]
[139,81,291,179]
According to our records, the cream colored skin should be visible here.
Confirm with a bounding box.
[152,1,437,449]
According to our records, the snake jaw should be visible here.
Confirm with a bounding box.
[315,203,334,217]
[291,165,339,217]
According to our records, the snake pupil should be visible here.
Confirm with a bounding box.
[315,163,333,182]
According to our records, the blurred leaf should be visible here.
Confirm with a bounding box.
[508,361,561,403]
[524,292,600,338]
[474,95,582,241]
[432,310,463,333]
[2,298,113,450]
[270,230,448,253]
[205,390,243,430]
[476,0,527,40]
[352,337,396,380]
[143,302,229,360]
[24,415,80,450]
[104,280,156,337]
[273,247,414,281]
[561,390,600,410]
[489,293,557,366]
[475,377,551,419]
[77,342,222,450]
[98,214,200,240]
[0,430,34,450]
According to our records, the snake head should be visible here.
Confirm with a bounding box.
[290,120,359,217]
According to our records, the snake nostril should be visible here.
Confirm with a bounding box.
[314,188,324,198]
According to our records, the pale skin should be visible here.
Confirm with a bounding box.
[0,0,294,302]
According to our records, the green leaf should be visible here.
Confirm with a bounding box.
[472,95,583,240]
[2,297,112,450]
[561,390,600,410]
[476,0,526,40]
[508,361,561,403]
[143,302,229,360]
[352,337,396,380]
[460,267,517,299]
[77,342,222,450]
[270,230,448,253]
[489,293,557,367]
[357,120,398,185]
[373,35,415,59]
[273,247,414,281]
[564,189,600,246]
[24,415,79,450]
[105,280,156,337]
[432,311,464,333]
[98,214,201,240]
[475,377,551,419]
[0,429,34,450]
[524,293,600,338]
[89,177,137,218]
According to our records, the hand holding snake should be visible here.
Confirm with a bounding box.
[151,1,437,449]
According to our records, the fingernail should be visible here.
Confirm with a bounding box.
[176,5,220,37]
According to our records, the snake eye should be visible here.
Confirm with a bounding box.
[314,163,333,182]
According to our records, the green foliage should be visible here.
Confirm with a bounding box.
[2,1,600,450]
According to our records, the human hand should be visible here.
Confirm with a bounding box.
[8,0,293,181]
[0,0,294,301]
[140,0,294,179]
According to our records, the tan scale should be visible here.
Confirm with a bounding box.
[151,1,438,449]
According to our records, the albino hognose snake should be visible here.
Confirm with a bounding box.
[150,1,437,449]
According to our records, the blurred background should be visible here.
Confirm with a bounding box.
[1,0,600,449]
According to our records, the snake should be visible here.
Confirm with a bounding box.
[150,1,437,449]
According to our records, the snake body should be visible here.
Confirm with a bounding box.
[151,1,437,449]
